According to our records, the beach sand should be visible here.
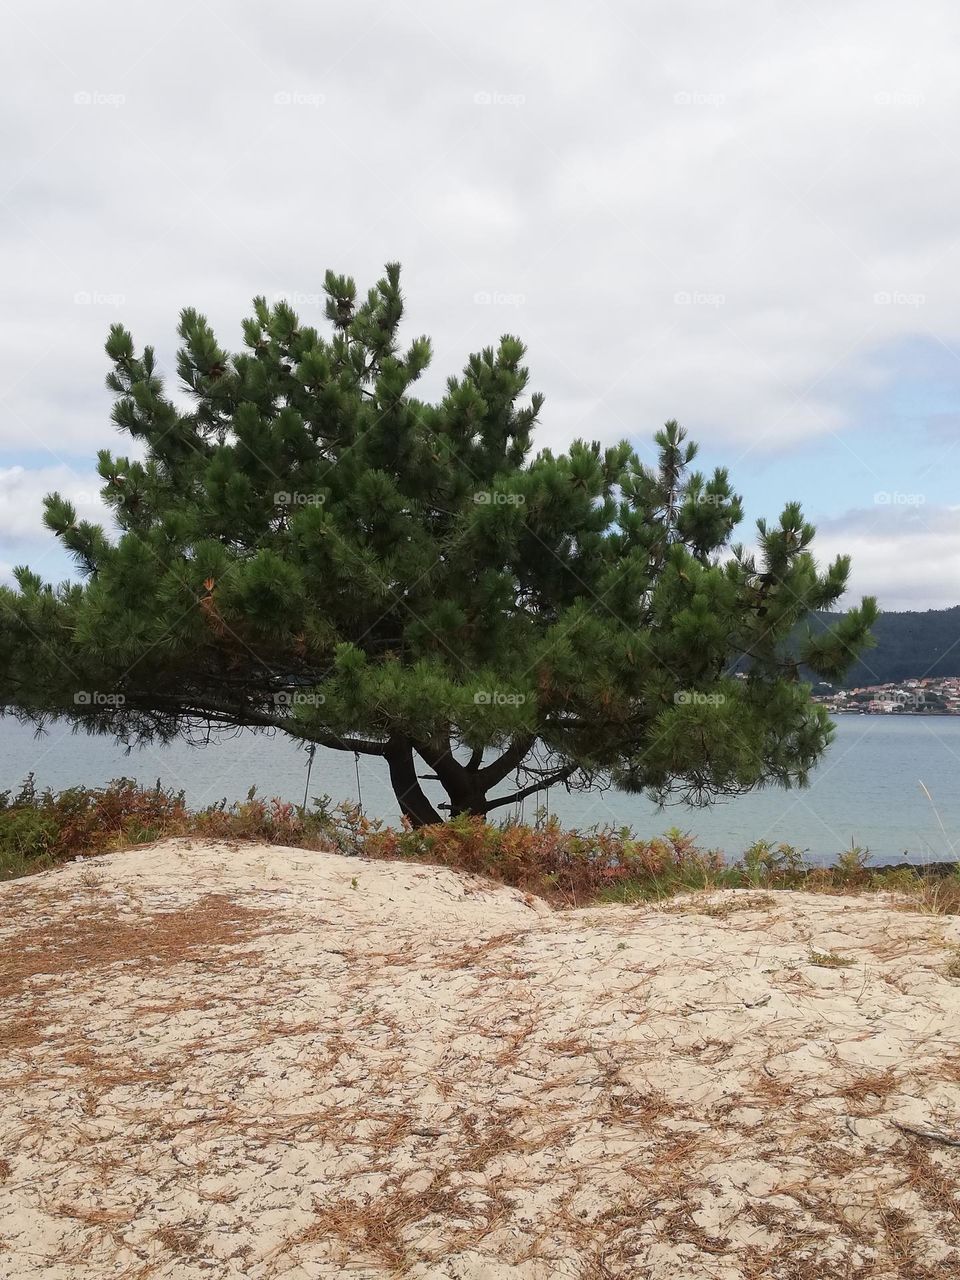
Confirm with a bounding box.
[2,839,960,1278]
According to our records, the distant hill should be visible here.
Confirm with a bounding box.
[809,606,960,687]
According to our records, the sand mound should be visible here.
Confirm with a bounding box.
[2,840,960,1278]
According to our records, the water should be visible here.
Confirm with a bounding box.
[0,715,957,865]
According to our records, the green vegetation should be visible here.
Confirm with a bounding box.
[3,777,960,916]
[0,265,875,826]
[808,950,856,969]
[0,774,329,882]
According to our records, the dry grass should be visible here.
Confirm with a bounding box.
[669,892,777,920]
[607,1086,677,1128]
[0,893,275,1003]
[904,878,960,918]
[749,1065,807,1109]
[905,1142,960,1222]
[838,1067,901,1111]
[437,931,524,970]
[282,1171,511,1272]
[152,1223,205,1256]
[0,892,281,1087]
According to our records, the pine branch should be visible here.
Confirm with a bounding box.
[482,764,578,814]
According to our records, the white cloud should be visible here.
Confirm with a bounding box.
[0,0,958,453]
[0,465,106,543]
[818,505,960,611]
[1,0,959,606]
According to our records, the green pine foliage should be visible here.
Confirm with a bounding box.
[0,264,877,824]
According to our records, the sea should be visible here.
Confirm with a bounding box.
[0,714,958,866]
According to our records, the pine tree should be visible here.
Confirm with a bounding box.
[0,264,877,825]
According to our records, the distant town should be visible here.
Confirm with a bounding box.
[811,676,960,715]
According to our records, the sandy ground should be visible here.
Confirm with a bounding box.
[3,842,960,1278]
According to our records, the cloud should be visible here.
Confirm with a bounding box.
[1,0,959,606]
[817,504,960,611]
[1,1,959,448]
[0,464,105,542]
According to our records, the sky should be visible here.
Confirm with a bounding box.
[1,0,959,611]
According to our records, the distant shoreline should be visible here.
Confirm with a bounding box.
[811,675,960,717]
[829,858,960,875]
[831,709,960,717]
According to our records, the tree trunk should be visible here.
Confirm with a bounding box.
[384,735,442,827]
[385,734,574,829]
[413,736,489,820]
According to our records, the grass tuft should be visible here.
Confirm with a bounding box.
[808,950,856,969]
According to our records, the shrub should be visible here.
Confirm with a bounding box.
[0,776,335,880]
[0,775,190,879]
[833,842,871,887]
[737,839,807,888]
[2,775,959,917]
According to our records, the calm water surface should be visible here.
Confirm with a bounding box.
[1,715,957,865]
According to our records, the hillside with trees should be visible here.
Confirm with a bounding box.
[809,607,960,687]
